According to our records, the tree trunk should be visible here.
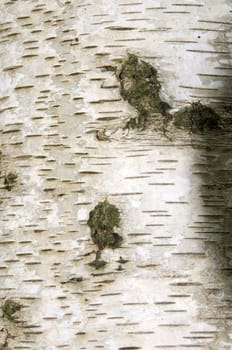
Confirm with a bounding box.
[0,1,231,349]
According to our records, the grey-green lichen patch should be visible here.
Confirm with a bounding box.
[116,54,225,135]
[87,199,122,250]
[173,101,220,132]
[118,53,170,129]
[3,172,18,191]
[1,299,21,322]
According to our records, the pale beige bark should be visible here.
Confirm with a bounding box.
[0,1,231,349]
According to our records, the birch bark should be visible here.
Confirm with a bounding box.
[0,1,231,349]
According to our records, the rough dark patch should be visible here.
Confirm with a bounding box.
[88,251,107,270]
[2,299,21,322]
[117,54,225,134]
[173,101,220,132]
[4,172,18,191]
[89,260,107,269]
[118,53,170,129]
[87,199,122,250]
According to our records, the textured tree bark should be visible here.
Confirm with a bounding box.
[0,1,231,349]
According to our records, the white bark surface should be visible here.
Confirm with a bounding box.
[0,1,231,349]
